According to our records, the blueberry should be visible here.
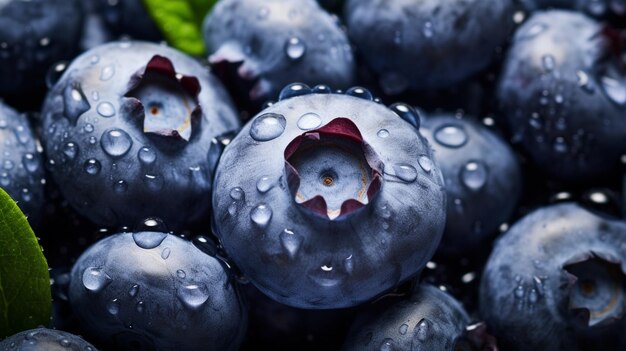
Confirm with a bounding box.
[203,0,355,102]
[480,203,626,351]
[69,231,247,351]
[421,113,522,256]
[41,41,240,231]
[0,328,98,351]
[344,0,515,94]
[89,0,162,42]
[342,285,472,351]
[212,86,446,308]
[0,102,45,227]
[497,10,626,182]
[0,0,83,100]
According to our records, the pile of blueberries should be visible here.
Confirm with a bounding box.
[2,0,626,350]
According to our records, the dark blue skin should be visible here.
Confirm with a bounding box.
[0,102,45,227]
[0,0,83,99]
[69,232,248,351]
[0,328,98,351]
[212,85,446,309]
[89,0,162,42]
[421,113,522,256]
[497,10,626,182]
[344,0,515,94]
[480,203,626,351]
[41,41,240,231]
[342,285,471,351]
[203,0,355,102]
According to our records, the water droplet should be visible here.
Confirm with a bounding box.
[82,267,111,292]
[280,229,303,259]
[257,6,269,19]
[390,103,420,129]
[161,247,171,259]
[89,136,97,144]
[528,288,539,303]
[136,301,144,313]
[20,188,31,202]
[256,176,273,193]
[553,137,568,153]
[138,147,156,164]
[312,85,332,94]
[601,76,626,105]
[228,202,238,216]
[422,21,433,37]
[576,70,594,94]
[83,123,94,133]
[346,86,373,100]
[0,173,9,187]
[132,231,167,249]
[461,161,488,191]
[399,323,408,335]
[230,187,245,201]
[46,61,67,88]
[96,102,116,117]
[84,159,101,175]
[285,36,306,61]
[59,339,71,347]
[251,203,272,227]
[139,217,167,232]
[344,255,354,274]
[297,113,322,130]
[377,129,389,138]
[101,129,133,157]
[418,155,433,173]
[177,284,210,309]
[113,179,128,193]
[392,164,417,183]
[380,338,394,351]
[129,284,139,297]
[63,142,78,160]
[521,23,547,39]
[278,83,311,101]
[433,125,468,148]
[107,299,119,315]
[63,83,91,125]
[542,55,555,72]
[515,285,525,298]
[415,319,430,341]
[100,65,115,81]
[250,113,287,141]
[22,153,39,173]
[176,269,186,279]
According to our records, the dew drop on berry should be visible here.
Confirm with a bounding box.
[22,153,39,173]
[230,187,245,201]
[82,267,111,292]
[132,231,167,249]
[418,155,433,173]
[84,159,101,175]
[96,102,116,117]
[250,113,286,141]
[107,299,119,315]
[177,269,186,279]
[138,146,156,164]
[113,179,127,193]
[100,65,115,81]
[392,164,417,183]
[177,284,210,310]
[251,203,273,227]
[63,142,78,160]
[129,284,140,297]
[377,129,389,138]
[379,338,394,351]
[390,103,420,129]
[433,125,468,148]
[460,161,488,191]
[313,84,332,94]
[101,129,132,157]
[45,61,67,89]
[297,112,322,130]
[278,83,311,101]
[399,323,408,335]
[285,36,306,61]
[415,319,430,341]
[256,176,273,193]
[346,87,373,101]
[161,247,171,260]
[279,228,303,259]
[600,76,626,105]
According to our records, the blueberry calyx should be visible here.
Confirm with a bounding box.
[124,55,202,143]
[284,118,382,220]
[563,253,626,328]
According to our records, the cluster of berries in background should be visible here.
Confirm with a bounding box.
[1,0,626,350]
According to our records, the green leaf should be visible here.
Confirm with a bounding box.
[0,188,50,338]
[142,0,218,56]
